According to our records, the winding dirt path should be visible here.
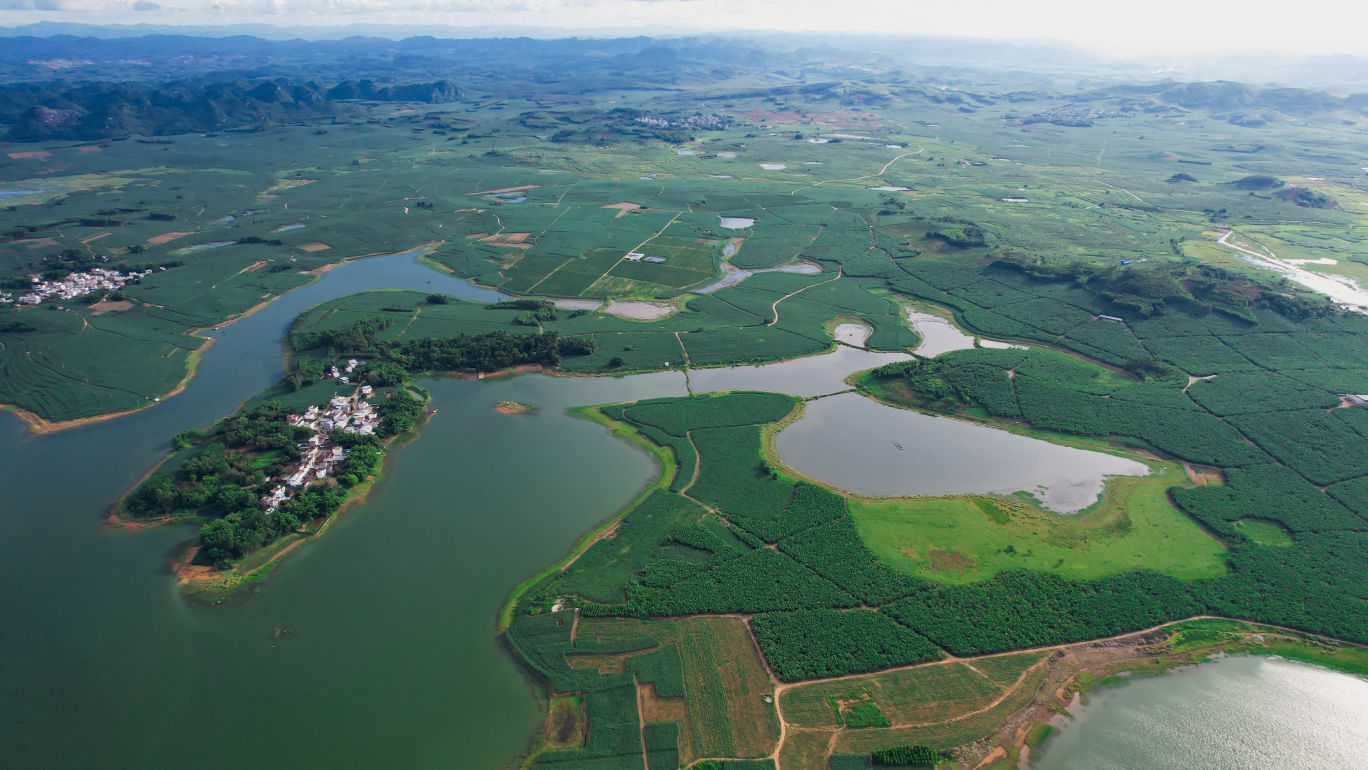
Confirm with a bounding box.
[769,270,843,325]
[680,430,703,496]
[789,150,922,194]
[1096,179,1149,206]
[635,674,652,770]
[755,613,1357,767]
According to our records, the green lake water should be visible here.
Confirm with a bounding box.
[1032,655,1368,769]
[2,249,1364,767]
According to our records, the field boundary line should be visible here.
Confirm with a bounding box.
[789,150,921,194]
[634,674,652,770]
[580,211,682,297]
[522,256,579,295]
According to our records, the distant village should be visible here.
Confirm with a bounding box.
[259,370,380,513]
[1,266,158,306]
[1006,105,1130,128]
[631,113,730,131]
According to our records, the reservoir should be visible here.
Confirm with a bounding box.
[0,247,1358,767]
[0,247,913,766]
[1032,655,1368,770]
[774,391,1147,511]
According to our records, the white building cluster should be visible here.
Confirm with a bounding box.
[260,384,379,513]
[5,267,156,306]
[327,358,362,384]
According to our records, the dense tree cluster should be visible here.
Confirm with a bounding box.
[291,319,596,374]
[871,744,941,766]
[750,609,941,681]
[200,488,345,566]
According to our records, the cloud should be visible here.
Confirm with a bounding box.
[30,0,107,10]
[0,0,164,9]
[185,0,532,14]
[0,0,1364,58]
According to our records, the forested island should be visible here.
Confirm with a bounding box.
[117,327,596,594]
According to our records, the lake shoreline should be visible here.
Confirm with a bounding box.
[495,402,674,632]
[1017,623,1368,769]
[1,242,448,437]
[1,334,214,436]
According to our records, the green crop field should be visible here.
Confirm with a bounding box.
[7,63,1367,427]
[508,613,778,768]
[834,664,1049,753]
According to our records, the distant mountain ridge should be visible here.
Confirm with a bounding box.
[3,31,1366,143]
[1080,80,1368,115]
[1,77,462,141]
[6,22,1368,92]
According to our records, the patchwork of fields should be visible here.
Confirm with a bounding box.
[6,77,1368,425]
[5,61,1368,770]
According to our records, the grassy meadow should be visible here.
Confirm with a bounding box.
[848,469,1229,584]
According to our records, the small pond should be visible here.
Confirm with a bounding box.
[775,392,1147,511]
[833,322,871,348]
[907,309,1025,357]
[692,260,822,295]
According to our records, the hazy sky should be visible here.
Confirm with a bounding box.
[2,0,1366,58]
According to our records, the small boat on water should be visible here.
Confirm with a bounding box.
[893,442,903,450]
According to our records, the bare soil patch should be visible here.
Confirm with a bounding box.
[171,544,215,581]
[567,653,631,675]
[146,231,190,247]
[89,299,134,314]
[480,232,534,249]
[604,300,676,320]
[298,242,331,252]
[929,548,976,573]
[238,260,269,274]
[81,231,113,244]
[603,202,644,219]
[544,696,587,750]
[7,150,51,160]
[469,184,538,195]
[639,682,688,724]
[263,178,315,195]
